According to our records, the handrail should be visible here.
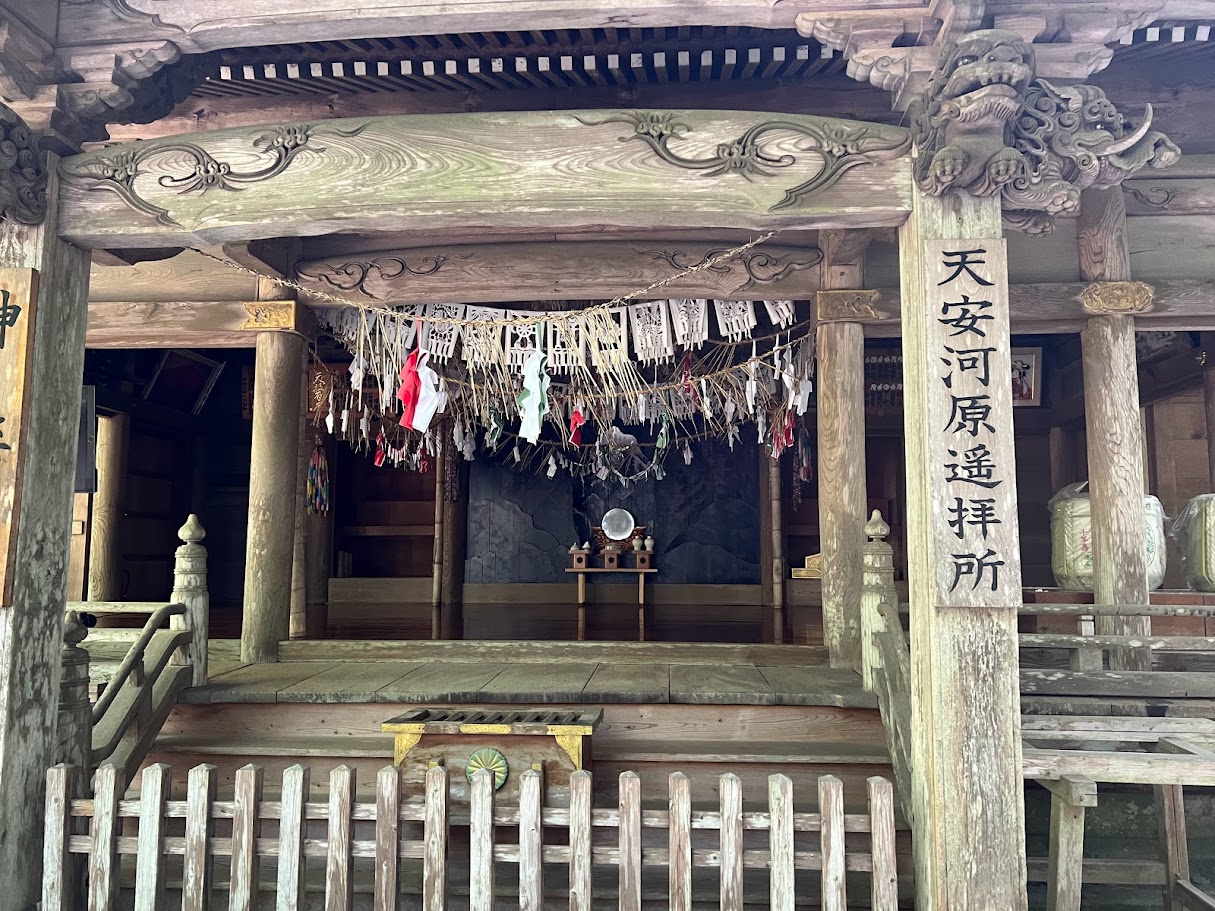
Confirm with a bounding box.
[65,601,169,615]
[1019,603,1215,617]
[91,603,185,723]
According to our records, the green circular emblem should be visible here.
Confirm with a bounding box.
[466,748,509,790]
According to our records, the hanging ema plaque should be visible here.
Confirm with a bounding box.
[0,268,39,607]
[923,241,1021,608]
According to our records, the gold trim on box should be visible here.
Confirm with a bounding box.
[792,553,822,579]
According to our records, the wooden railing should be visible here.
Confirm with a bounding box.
[1017,601,1215,672]
[42,761,901,911]
[858,510,913,828]
[58,515,209,785]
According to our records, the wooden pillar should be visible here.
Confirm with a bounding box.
[431,462,444,640]
[767,455,785,644]
[290,365,308,639]
[817,318,866,668]
[898,187,1027,910]
[1078,186,1152,671]
[1202,333,1215,488]
[440,453,468,640]
[303,436,334,639]
[87,412,128,601]
[0,150,91,911]
[816,233,872,669]
[171,515,209,686]
[241,294,305,663]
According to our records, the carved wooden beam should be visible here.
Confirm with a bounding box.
[55,109,912,248]
[839,279,1215,335]
[296,241,823,304]
[86,299,317,347]
[55,0,917,54]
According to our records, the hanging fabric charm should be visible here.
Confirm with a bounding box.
[396,348,421,428]
[307,442,330,516]
[569,399,586,446]
[517,323,550,444]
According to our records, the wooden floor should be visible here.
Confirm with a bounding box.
[176,640,874,708]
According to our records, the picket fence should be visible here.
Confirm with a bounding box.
[42,762,901,911]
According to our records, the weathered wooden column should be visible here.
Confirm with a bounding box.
[86,412,128,601]
[241,279,305,663]
[1203,333,1215,486]
[0,128,91,911]
[1078,186,1155,671]
[767,456,785,644]
[439,447,468,640]
[290,365,308,639]
[816,230,876,669]
[899,185,1027,908]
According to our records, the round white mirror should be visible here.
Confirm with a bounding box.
[601,508,635,541]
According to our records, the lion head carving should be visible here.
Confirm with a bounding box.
[912,30,1035,196]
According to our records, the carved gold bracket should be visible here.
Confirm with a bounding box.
[392,732,422,766]
[815,289,880,321]
[240,300,319,338]
[1080,281,1155,315]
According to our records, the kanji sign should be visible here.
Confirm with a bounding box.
[924,240,1020,607]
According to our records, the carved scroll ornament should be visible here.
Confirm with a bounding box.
[0,103,47,225]
[645,247,822,291]
[59,121,368,227]
[579,111,911,211]
[913,29,1181,233]
[298,253,453,298]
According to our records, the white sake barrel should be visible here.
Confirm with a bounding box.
[1048,482,1166,592]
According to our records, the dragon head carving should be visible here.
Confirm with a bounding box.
[1002,81,1182,226]
[912,30,1036,196]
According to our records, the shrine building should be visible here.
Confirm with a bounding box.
[1,1,1215,909]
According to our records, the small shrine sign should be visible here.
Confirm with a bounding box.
[922,240,1021,607]
[0,268,39,607]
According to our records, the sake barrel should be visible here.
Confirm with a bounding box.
[1048,482,1167,592]
[1169,494,1215,591]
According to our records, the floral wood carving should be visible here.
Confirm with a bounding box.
[815,289,879,321]
[913,29,1181,233]
[645,247,822,291]
[1080,281,1154,315]
[0,103,47,225]
[59,122,368,227]
[578,111,910,211]
[297,254,453,299]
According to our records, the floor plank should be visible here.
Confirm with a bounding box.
[375,663,510,702]
[669,665,775,705]
[582,663,671,703]
[278,662,425,703]
[476,663,598,703]
[757,666,877,708]
[183,662,340,704]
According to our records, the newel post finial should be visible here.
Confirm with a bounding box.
[179,513,206,545]
[171,513,209,686]
[865,508,890,542]
[860,508,897,692]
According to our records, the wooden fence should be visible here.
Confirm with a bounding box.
[42,762,901,911]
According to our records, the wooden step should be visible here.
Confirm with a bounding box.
[1020,669,1215,699]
